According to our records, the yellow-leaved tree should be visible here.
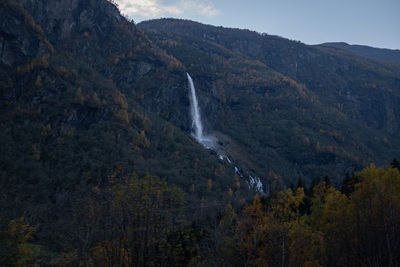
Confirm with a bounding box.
[89,174,186,266]
[0,217,37,266]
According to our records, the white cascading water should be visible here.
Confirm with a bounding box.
[186,73,265,194]
[186,73,216,149]
[187,73,204,141]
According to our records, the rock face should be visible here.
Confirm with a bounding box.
[16,0,123,42]
[0,1,51,67]
[1,0,193,127]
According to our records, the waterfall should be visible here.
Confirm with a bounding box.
[187,73,204,141]
[186,73,265,194]
[186,73,215,149]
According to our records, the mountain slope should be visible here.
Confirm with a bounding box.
[2,2,400,263]
[138,18,400,185]
[1,0,244,252]
[139,19,400,134]
[321,42,400,65]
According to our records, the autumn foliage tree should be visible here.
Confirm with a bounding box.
[206,165,400,267]
[0,217,37,266]
[75,174,188,266]
[350,166,400,266]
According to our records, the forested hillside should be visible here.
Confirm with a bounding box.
[321,42,400,65]
[139,18,400,184]
[0,1,247,264]
[1,1,399,266]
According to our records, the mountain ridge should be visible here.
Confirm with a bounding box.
[321,41,400,64]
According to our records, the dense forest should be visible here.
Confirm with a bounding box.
[2,164,400,266]
[1,0,399,266]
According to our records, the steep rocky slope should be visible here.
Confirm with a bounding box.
[139,18,400,185]
[139,19,400,135]
[1,0,244,250]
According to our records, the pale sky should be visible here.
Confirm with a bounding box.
[115,0,400,49]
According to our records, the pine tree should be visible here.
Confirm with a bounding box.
[341,172,358,196]
[391,158,400,170]
[296,177,304,189]
[323,175,331,186]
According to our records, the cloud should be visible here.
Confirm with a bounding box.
[116,0,182,17]
[115,0,219,19]
[180,0,220,17]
